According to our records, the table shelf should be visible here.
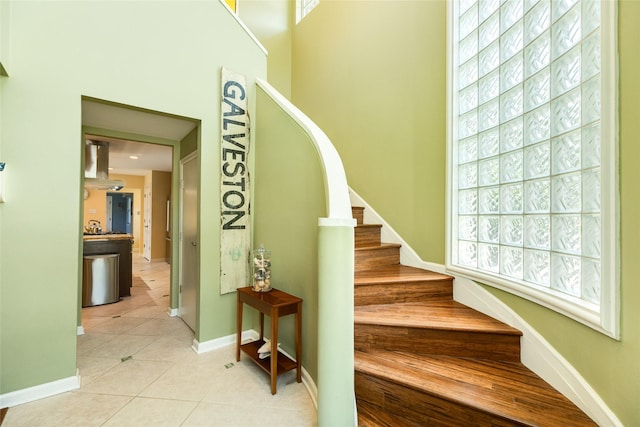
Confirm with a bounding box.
[240,339,298,376]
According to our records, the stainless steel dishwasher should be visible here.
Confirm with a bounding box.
[82,254,120,307]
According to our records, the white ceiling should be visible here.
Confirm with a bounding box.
[82,100,198,176]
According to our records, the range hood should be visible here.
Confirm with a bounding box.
[84,140,125,190]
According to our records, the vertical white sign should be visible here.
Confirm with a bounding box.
[220,68,250,294]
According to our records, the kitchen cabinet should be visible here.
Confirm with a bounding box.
[83,235,133,297]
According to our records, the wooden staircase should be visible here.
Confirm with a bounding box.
[352,206,596,427]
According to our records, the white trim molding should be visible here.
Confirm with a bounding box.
[349,188,621,426]
[0,373,80,408]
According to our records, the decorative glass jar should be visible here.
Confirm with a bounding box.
[252,245,272,292]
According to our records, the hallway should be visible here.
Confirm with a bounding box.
[2,255,317,426]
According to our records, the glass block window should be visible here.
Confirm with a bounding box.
[297,0,319,23]
[448,0,619,337]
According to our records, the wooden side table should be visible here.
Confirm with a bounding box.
[236,286,302,394]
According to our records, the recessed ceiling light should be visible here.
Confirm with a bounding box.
[129,155,139,160]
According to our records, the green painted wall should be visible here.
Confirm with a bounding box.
[0,1,266,395]
[253,86,326,379]
[292,0,447,264]
[289,0,639,424]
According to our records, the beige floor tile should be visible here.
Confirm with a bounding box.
[182,401,317,427]
[86,316,151,335]
[76,333,118,355]
[84,333,158,359]
[125,317,191,336]
[139,360,225,401]
[77,355,121,378]
[122,304,169,318]
[78,359,173,396]
[1,392,131,427]
[101,397,197,427]
[132,334,198,363]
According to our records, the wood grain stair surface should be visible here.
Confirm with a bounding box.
[355,350,596,427]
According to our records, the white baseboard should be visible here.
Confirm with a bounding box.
[193,330,318,408]
[0,373,80,408]
[77,326,85,336]
[348,187,621,426]
[167,308,179,317]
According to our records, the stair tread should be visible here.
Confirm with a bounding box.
[355,350,596,426]
[355,301,522,336]
[355,264,453,285]
[355,242,402,250]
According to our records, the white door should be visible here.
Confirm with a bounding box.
[143,185,152,260]
[179,154,198,331]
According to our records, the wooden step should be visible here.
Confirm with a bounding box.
[355,223,382,247]
[354,301,522,361]
[356,400,422,427]
[355,351,597,427]
[355,265,453,305]
[355,243,401,272]
[352,206,364,225]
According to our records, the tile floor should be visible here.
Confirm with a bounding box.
[3,255,317,427]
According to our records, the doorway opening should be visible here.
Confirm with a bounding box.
[107,192,133,234]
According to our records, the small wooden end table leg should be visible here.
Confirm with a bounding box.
[236,291,243,362]
[270,306,279,395]
[296,301,302,383]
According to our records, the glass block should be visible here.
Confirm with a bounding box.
[524,0,550,44]
[582,76,600,125]
[500,118,524,152]
[500,85,524,122]
[501,246,524,279]
[459,215,478,241]
[460,3,479,40]
[551,253,581,297]
[524,178,550,213]
[458,241,478,267]
[552,214,581,254]
[551,46,581,97]
[501,0,524,32]
[479,70,500,103]
[479,215,500,242]
[479,41,500,77]
[582,31,600,82]
[460,0,476,16]
[524,214,550,249]
[551,88,580,137]
[551,0,578,21]
[459,58,479,90]
[524,68,550,110]
[582,214,601,258]
[459,84,479,115]
[582,122,601,168]
[479,0,501,22]
[460,31,479,65]
[501,215,523,246]
[501,183,524,214]
[524,31,550,78]
[479,187,500,214]
[582,258,601,304]
[524,249,550,286]
[478,128,500,159]
[501,21,524,62]
[552,6,581,60]
[524,105,550,144]
[524,142,550,179]
[478,157,500,186]
[458,136,478,164]
[552,172,581,213]
[552,130,581,174]
[459,189,478,214]
[500,151,523,183]
[479,13,499,50]
[478,243,500,273]
[582,0,601,36]
[458,110,478,139]
[500,54,524,93]
[479,99,500,131]
[582,168,601,213]
[458,162,478,189]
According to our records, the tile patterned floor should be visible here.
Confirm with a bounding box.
[3,255,317,427]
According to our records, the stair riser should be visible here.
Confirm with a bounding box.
[355,281,453,306]
[355,373,514,427]
[354,325,521,362]
[355,247,400,272]
[352,207,364,225]
[355,227,382,247]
